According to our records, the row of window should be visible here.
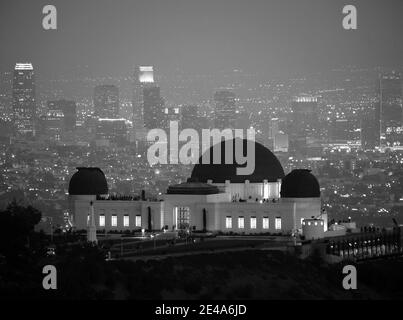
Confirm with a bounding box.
[225,216,282,230]
[302,220,324,226]
[88,214,142,227]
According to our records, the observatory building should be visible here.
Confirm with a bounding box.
[68,140,327,235]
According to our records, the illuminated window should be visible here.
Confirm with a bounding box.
[275,217,282,230]
[111,215,117,227]
[123,215,129,227]
[178,207,190,230]
[238,217,245,229]
[135,215,142,227]
[87,214,90,226]
[225,216,232,229]
[99,215,105,227]
[250,217,257,229]
[263,217,269,229]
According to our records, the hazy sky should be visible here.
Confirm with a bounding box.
[1,0,402,78]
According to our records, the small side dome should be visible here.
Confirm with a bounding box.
[280,169,320,198]
[68,167,108,195]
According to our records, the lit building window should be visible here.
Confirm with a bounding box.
[135,215,142,227]
[225,216,232,229]
[238,217,245,229]
[275,217,282,230]
[123,215,129,227]
[99,215,105,227]
[87,214,90,226]
[178,207,190,230]
[263,217,269,229]
[111,215,117,227]
[250,217,257,229]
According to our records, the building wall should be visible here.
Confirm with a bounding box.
[70,196,163,231]
[70,194,323,235]
[210,180,281,201]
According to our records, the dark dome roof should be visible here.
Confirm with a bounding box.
[68,167,108,195]
[167,178,220,195]
[280,169,320,198]
[191,139,284,183]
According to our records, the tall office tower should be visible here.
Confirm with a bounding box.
[289,96,318,139]
[268,118,280,139]
[164,106,180,130]
[47,99,77,132]
[214,90,236,130]
[0,71,12,116]
[143,85,165,130]
[12,63,36,136]
[329,119,356,142]
[378,73,403,147]
[132,66,154,140]
[274,132,289,152]
[95,118,128,147]
[43,108,64,141]
[93,85,119,118]
[181,105,205,130]
[361,113,379,150]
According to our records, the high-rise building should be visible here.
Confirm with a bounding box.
[0,71,12,116]
[361,114,379,150]
[274,132,289,152]
[181,105,205,131]
[43,108,64,141]
[164,106,181,130]
[12,63,36,136]
[288,96,318,139]
[47,99,77,132]
[132,66,154,140]
[329,119,358,142]
[378,73,403,147]
[214,91,236,130]
[93,85,119,118]
[143,86,165,130]
[95,118,128,147]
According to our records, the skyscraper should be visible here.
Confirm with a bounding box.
[12,63,36,136]
[181,105,203,130]
[214,91,236,130]
[95,118,128,147]
[143,86,165,130]
[361,113,378,150]
[0,71,12,116]
[329,119,357,142]
[47,99,77,132]
[289,96,318,139]
[164,106,180,130]
[378,72,403,147]
[93,85,119,118]
[132,66,154,140]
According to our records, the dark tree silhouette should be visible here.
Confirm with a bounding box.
[0,200,42,258]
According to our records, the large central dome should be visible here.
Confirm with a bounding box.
[191,139,284,183]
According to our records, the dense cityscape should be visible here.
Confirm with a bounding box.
[2,0,403,304]
[0,64,402,231]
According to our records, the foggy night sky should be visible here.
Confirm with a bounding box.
[0,0,402,78]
